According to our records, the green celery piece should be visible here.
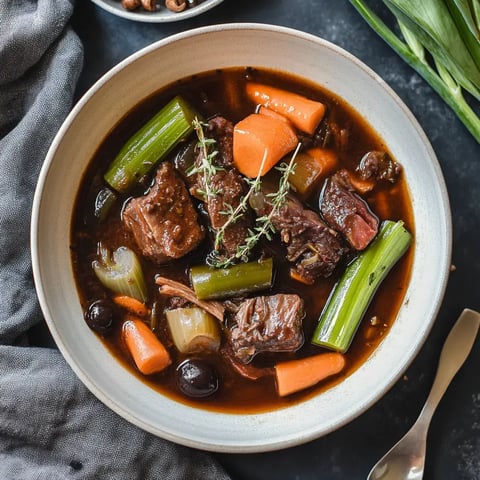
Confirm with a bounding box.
[383,0,480,100]
[445,0,480,70]
[104,95,198,193]
[92,245,148,302]
[190,258,273,300]
[166,307,220,354]
[311,220,412,353]
[349,0,480,143]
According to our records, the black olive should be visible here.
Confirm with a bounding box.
[176,359,219,398]
[84,299,116,334]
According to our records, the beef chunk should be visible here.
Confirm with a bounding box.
[357,151,401,183]
[227,294,304,364]
[194,116,253,258]
[320,172,379,251]
[206,116,235,168]
[251,189,348,284]
[123,162,205,263]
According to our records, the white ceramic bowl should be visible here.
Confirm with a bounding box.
[31,23,451,453]
[90,0,224,23]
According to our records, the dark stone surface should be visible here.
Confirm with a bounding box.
[67,1,480,478]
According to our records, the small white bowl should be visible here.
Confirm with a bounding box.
[90,0,224,23]
[31,23,451,453]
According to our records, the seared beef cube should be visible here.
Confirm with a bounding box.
[206,169,253,256]
[227,294,304,363]
[320,173,378,251]
[123,162,204,263]
[194,116,253,257]
[251,190,348,283]
[357,151,401,183]
[206,116,235,167]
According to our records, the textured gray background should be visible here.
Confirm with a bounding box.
[35,0,480,478]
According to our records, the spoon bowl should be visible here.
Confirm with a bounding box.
[367,308,480,480]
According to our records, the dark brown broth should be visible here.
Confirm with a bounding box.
[71,67,414,413]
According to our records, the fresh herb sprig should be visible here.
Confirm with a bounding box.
[209,143,301,269]
[186,117,223,199]
[212,152,268,253]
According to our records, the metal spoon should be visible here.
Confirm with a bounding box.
[367,308,480,480]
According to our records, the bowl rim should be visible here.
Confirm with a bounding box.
[31,22,452,452]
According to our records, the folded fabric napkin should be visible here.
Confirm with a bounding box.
[0,1,230,478]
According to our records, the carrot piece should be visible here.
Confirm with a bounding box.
[122,318,172,375]
[233,112,298,178]
[257,105,291,125]
[246,82,326,134]
[307,147,338,174]
[274,352,345,397]
[370,189,391,219]
[113,295,149,317]
[289,269,312,285]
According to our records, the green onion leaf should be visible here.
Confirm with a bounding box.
[349,0,480,143]
[384,0,480,99]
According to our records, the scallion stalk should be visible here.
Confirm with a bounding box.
[92,244,148,302]
[104,95,199,193]
[349,0,480,143]
[311,220,412,353]
[190,258,273,300]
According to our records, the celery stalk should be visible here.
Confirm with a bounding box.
[166,307,220,354]
[190,258,273,300]
[92,244,148,302]
[104,96,198,193]
[311,220,412,353]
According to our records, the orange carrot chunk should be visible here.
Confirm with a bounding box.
[113,295,149,317]
[274,352,346,397]
[122,318,172,375]
[246,82,326,135]
[233,112,298,178]
[257,105,292,125]
[288,147,339,197]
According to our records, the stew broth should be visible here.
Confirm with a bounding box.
[71,67,414,413]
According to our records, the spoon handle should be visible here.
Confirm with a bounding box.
[418,308,480,426]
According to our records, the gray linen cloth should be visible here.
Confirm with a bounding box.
[0,2,231,478]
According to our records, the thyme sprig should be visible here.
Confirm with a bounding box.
[212,151,268,253]
[186,117,223,199]
[209,143,301,269]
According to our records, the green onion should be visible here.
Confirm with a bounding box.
[311,220,412,353]
[349,0,480,143]
[190,257,273,300]
[92,244,148,302]
[166,307,221,354]
[104,96,199,193]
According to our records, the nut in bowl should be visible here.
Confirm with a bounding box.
[90,0,224,22]
[31,24,451,452]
